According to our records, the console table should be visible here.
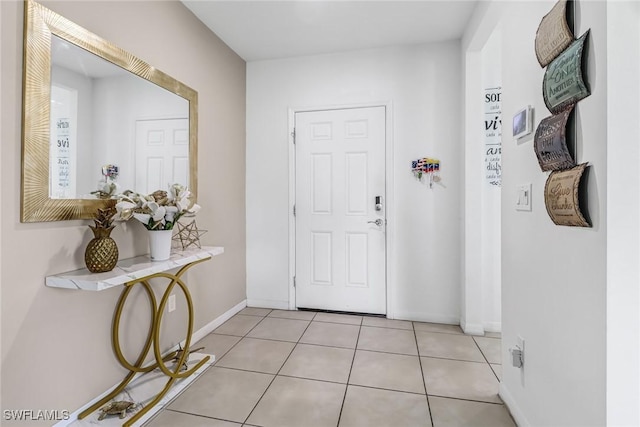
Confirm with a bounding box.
[46,246,224,426]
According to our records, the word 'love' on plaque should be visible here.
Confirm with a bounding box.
[544,163,590,227]
[535,0,574,67]
[543,30,590,114]
[534,104,575,171]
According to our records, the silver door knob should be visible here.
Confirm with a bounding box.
[367,219,384,226]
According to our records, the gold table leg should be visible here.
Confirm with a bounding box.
[78,259,211,425]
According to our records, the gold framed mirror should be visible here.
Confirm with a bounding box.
[21,0,198,222]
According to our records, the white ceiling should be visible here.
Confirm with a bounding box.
[181,1,479,62]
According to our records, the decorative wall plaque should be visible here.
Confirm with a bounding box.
[543,31,590,114]
[535,0,574,67]
[534,105,575,171]
[544,163,590,227]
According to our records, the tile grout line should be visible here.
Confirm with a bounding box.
[471,336,502,383]
[163,408,242,425]
[335,317,363,427]
[240,314,316,426]
[413,321,436,427]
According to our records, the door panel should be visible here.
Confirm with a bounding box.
[295,106,386,314]
[135,118,189,194]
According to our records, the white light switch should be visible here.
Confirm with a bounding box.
[516,184,532,211]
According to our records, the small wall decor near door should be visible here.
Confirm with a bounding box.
[411,157,441,188]
[543,31,591,114]
[294,107,387,314]
[544,163,590,227]
[535,0,574,67]
[534,105,576,171]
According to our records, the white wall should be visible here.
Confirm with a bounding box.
[466,1,608,425]
[480,26,502,333]
[461,1,504,335]
[247,43,463,322]
[606,1,640,425]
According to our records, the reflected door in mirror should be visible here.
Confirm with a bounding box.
[135,118,189,194]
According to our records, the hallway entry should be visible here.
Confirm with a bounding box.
[294,107,387,314]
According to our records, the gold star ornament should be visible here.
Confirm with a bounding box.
[173,220,207,250]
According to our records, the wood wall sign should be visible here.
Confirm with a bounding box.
[543,31,590,114]
[535,0,574,67]
[534,105,575,171]
[544,163,590,227]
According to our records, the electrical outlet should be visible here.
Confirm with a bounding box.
[510,335,525,368]
[168,294,176,312]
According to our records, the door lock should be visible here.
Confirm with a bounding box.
[375,196,383,212]
[367,219,384,226]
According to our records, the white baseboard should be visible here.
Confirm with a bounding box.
[246,298,290,310]
[460,318,485,336]
[55,300,247,427]
[190,299,247,344]
[499,382,530,427]
[392,311,460,325]
[483,321,502,333]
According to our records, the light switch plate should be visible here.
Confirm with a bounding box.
[516,183,532,211]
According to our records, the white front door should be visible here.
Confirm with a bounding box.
[295,107,386,314]
[135,118,189,194]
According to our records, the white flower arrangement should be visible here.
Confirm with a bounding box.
[114,183,200,230]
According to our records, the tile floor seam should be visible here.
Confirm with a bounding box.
[471,336,501,382]
[162,408,241,424]
[359,324,412,331]
[354,346,419,358]
[211,336,247,365]
[239,316,315,425]
[346,382,430,397]
[425,395,506,406]
[419,354,497,365]
[335,321,363,427]
[413,321,435,427]
[277,372,349,386]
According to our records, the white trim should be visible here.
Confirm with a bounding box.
[483,321,502,333]
[500,383,531,427]
[55,300,246,427]
[190,299,246,343]
[288,108,297,311]
[460,317,485,336]
[288,101,395,316]
[247,298,290,310]
[393,311,460,325]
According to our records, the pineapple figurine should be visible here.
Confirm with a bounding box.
[84,207,119,273]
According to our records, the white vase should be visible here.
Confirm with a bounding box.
[148,229,173,261]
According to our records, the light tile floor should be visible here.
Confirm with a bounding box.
[146,309,515,427]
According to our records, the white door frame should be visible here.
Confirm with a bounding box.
[287,101,396,318]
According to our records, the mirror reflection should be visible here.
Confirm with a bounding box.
[50,36,190,199]
[22,0,197,222]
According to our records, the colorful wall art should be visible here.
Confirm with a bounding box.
[411,157,441,188]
